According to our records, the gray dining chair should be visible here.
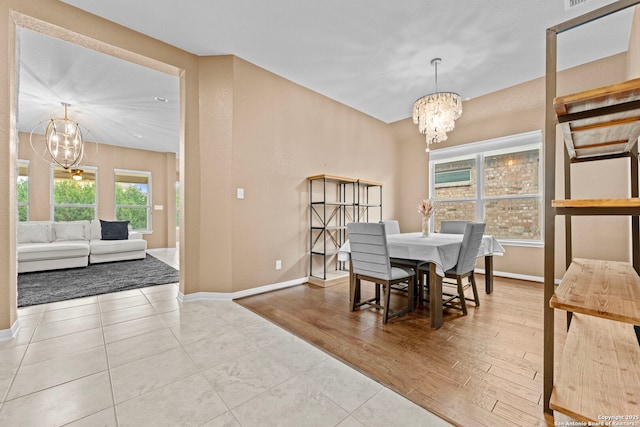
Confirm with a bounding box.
[419,222,485,315]
[380,220,421,297]
[380,220,401,235]
[440,220,471,234]
[347,222,416,323]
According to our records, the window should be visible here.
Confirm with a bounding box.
[434,169,471,188]
[51,166,97,221]
[17,160,29,221]
[115,170,151,231]
[430,131,542,243]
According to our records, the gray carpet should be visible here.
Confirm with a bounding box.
[17,254,179,307]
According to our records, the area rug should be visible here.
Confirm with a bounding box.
[17,254,179,307]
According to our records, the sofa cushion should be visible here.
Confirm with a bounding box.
[90,238,147,255]
[18,241,90,262]
[53,221,90,241]
[18,222,53,244]
[100,220,130,240]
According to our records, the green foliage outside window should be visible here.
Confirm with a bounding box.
[18,206,28,222]
[17,179,28,204]
[17,179,28,221]
[54,206,95,221]
[54,179,96,204]
[116,184,148,230]
[53,179,96,221]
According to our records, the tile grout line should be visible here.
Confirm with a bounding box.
[98,293,120,427]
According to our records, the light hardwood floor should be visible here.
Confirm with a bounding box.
[236,274,569,427]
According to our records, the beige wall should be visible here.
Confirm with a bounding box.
[206,56,397,292]
[393,52,630,279]
[628,6,640,79]
[17,132,176,249]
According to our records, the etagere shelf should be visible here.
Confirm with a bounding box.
[543,1,640,422]
[308,174,382,287]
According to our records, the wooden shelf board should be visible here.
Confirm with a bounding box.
[550,258,640,324]
[307,175,383,186]
[358,179,384,187]
[307,174,358,183]
[550,314,640,422]
[554,77,640,116]
[554,78,640,159]
[311,201,354,206]
[310,249,341,256]
[552,198,640,208]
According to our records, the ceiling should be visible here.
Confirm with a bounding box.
[17,0,636,154]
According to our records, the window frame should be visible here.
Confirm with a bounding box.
[114,168,152,232]
[50,164,98,221]
[17,159,29,221]
[429,130,543,247]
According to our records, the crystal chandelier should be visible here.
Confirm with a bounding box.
[412,58,462,152]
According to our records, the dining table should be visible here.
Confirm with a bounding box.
[338,232,505,329]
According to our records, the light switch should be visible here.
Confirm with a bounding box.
[237,188,244,199]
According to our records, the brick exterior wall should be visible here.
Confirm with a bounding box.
[433,149,541,239]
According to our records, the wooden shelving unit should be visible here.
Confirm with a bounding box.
[550,313,640,421]
[550,258,640,324]
[356,179,383,223]
[543,1,640,421]
[308,174,382,287]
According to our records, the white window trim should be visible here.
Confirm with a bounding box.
[429,130,543,246]
[50,164,98,221]
[114,168,152,232]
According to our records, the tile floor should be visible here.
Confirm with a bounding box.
[0,249,450,426]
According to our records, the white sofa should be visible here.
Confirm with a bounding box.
[17,220,147,273]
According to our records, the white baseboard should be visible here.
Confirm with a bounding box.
[176,270,561,303]
[0,319,21,342]
[178,277,308,302]
[475,268,561,285]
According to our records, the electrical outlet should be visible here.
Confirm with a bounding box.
[237,188,244,199]
[275,260,282,270]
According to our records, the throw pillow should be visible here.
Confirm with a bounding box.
[54,221,88,241]
[18,222,52,244]
[100,220,130,240]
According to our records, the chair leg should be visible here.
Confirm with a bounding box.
[351,278,360,311]
[470,272,480,306]
[382,283,391,323]
[408,276,415,312]
[457,278,468,315]
[375,283,381,304]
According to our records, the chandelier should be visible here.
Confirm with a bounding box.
[412,58,462,152]
[30,103,98,178]
[44,102,84,169]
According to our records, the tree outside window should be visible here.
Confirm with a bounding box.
[17,161,29,221]
[115,170,151,231]
[52,166,97,221]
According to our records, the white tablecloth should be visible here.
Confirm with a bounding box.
[338,232,505,276]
